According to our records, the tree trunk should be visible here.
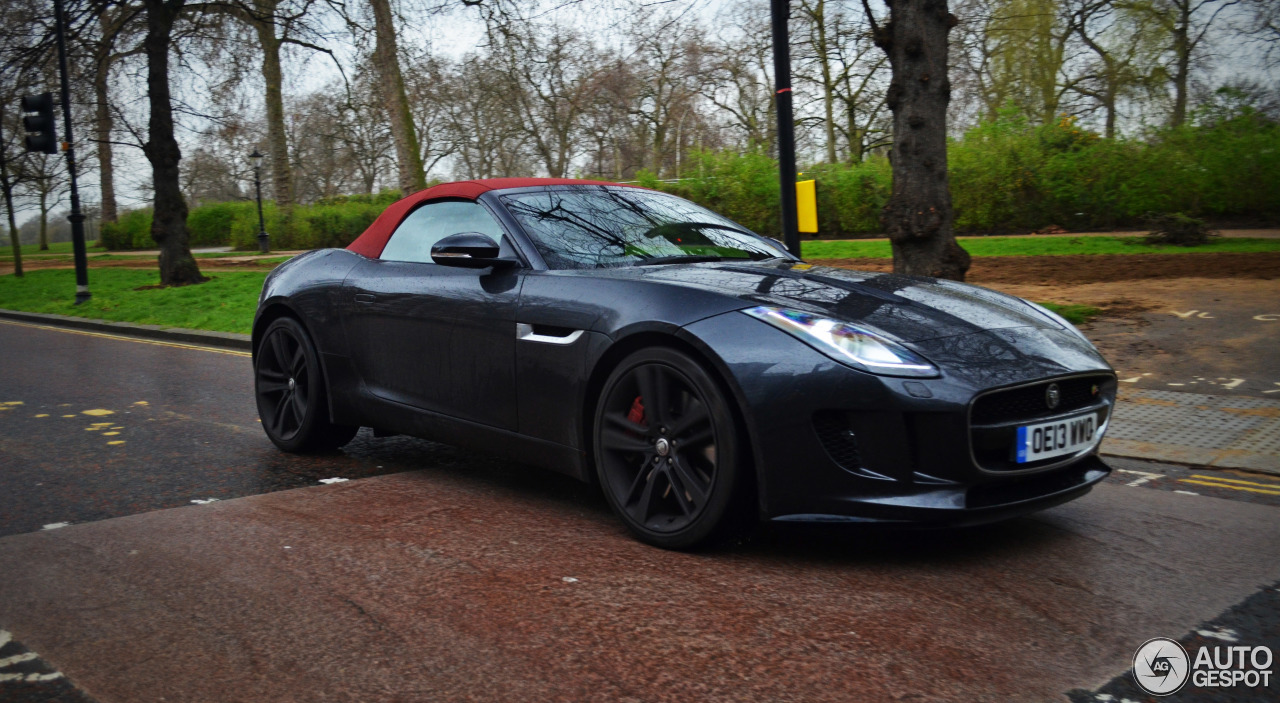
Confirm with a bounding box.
[1171,1,1190,127]
[872,0,970,281]
[253,3,294,210]
[0,111,21,276]
[368,0,425,194]
[142,0,206,286]
[811,0,839,163]
[38,188,49,250]
[96,11,117,224]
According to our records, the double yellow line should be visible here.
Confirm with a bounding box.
[1180,474,1280,496]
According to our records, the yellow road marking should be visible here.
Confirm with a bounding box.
[2,401,22,405]
[1179,479,1280,496]
[34,413,48,417]
[1189,474,1280,489]
[0,319,250,357]
[106,440,125,445]
[103,431,120,436]
[81,409,114,416]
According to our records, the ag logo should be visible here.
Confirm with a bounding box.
[1133,637,1190,696]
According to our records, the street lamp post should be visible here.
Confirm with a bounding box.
[250,149,269,253]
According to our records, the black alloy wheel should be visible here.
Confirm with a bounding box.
[254,316,358,452]
[594,347,749,549]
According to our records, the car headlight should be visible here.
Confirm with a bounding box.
[743,306,939,378]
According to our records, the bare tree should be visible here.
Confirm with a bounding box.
[140,0,206,284]
[366,0,425,193]
[1135,0,1238,126]
[863,0,971,280]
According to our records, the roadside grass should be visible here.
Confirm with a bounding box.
[1,241,108,259]
[0,268,264,334]
[1037,302,1103,325]
[1,267,1103,336]
[801,236,1280,259]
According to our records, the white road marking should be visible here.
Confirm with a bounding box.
[318,477,349,484]
[1116,469,1163,487]
[1171,310,1199,319]
[41,522,70,530]
[190,498,219,505]
[562,577,579,583]
[0,671,65,682]
[0,652,37,668]
[1174,490,1200,496]
[1196,627,1240,642]
[1254,314,1278,321]
[1220,378,1246,390]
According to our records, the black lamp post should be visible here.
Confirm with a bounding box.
[250,149,269,253]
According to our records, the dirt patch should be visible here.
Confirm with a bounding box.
[810,252,1280,285]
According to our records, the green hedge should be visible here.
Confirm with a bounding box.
[104,112,1278,250]
[102,192,400,251]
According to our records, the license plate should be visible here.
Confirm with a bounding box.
[1015,412,1098,463]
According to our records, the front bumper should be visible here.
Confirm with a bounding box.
[680,312,1116,524]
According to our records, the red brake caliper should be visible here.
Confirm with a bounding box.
[627,396,646,427]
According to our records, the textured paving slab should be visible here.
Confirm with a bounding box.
[1104,388,1280,474]
[0,472,1278,703]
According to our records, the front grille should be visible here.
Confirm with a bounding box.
[969,374,1115,473]
[971,374,1111,425]
[813,411,862,471]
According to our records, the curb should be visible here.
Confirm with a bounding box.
[0,308,251,351]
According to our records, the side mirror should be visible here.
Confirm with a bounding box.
[430,232,518,269]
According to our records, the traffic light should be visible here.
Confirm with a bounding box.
[20,92,58,154]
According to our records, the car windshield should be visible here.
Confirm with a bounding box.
[499,187,790,270]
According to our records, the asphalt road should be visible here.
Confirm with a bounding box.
[1,319,1278,702]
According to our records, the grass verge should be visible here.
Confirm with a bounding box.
[800,236,1280,259]
[1,241,108,259]
[0,269,264,334]
[1037,302,1103,325]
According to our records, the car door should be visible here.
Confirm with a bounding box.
[342,199,522,430]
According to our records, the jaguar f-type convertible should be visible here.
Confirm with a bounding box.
[252,178,1115,548]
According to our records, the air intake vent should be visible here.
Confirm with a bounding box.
[813,411,862,471]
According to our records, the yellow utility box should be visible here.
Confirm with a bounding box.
[796,179,818,234]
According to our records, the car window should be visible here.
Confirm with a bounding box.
[380,200,506,263]
[499,187,788,269]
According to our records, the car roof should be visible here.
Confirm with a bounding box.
[346,178,633,259]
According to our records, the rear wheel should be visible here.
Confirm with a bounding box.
[594,347,750,549]
[255,316,358,452]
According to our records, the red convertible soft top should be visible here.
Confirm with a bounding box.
[346,177,629,259]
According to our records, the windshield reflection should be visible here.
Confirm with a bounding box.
[500,187,789,269]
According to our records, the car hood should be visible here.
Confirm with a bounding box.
[608,260,1061,343]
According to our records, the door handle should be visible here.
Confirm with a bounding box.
[354,293,376,304]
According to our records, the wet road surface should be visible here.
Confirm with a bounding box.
[2,319,1279,701]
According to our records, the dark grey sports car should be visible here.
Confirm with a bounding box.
[252,178,1115,548]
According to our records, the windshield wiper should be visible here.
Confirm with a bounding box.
[634,254,728,266]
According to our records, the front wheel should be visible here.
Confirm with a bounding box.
[255,316,358,452]
[593,347,751,549]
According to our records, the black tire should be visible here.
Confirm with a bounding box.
[593,347,751,549]
[254,316,359,452]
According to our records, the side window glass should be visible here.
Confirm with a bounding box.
[380,200,506,263]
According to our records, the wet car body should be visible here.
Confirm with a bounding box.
[254,179,1114,546]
